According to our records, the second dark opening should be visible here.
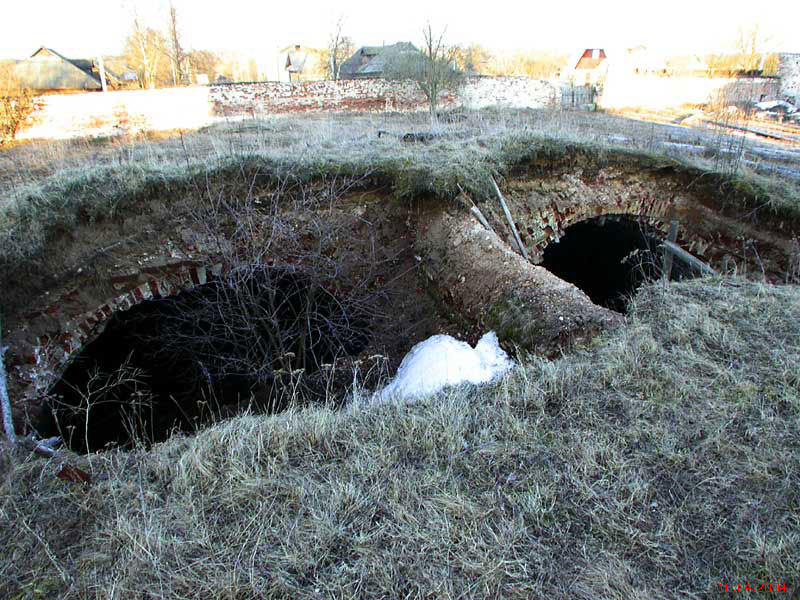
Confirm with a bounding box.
[541,216,697,313]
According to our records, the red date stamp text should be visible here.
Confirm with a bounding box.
[718,582,786,593]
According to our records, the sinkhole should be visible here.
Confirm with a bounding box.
[41,267,371,453]
[540,216,698,313]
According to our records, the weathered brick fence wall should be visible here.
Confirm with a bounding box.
[779,53,800,104]
[209,77,556,116]
[18,77,557,140]
[19,87,214,140]
[16,73,792,140]
[209,79,441,114]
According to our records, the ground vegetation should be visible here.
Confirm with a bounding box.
[0,108,798,597]
[1,279,798,597]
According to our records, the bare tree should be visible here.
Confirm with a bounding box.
[327,16,354,81]
[452,43,494,76]
[735,24,772,74]
[185,49,221,82]
[708,24,778,77]
[383,23,463,119]
[124,17,169,89]
[167,3,186,85]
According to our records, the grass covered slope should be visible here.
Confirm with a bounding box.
[2,111,798,281]
[2,278,798,598]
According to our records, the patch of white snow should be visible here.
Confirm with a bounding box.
[372,331,514,403]
[755,100,798,113]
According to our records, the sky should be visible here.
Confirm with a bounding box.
[2,0,798,61]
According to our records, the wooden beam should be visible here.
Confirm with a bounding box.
[0,316,15,444]
[457,184,497,236]
[97,55,108,93]
[470,206,493,232]
[659,240,717,276]
[662,220,680,282]
[490,176,529,262]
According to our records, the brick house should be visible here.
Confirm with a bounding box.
[573,48,607,86]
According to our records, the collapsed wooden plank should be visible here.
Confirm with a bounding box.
[491,176,530,262]
[660,240,717,276]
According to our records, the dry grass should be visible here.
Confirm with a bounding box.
[1,109,798,279]
[1,108,799,599]
[1,277,798,599]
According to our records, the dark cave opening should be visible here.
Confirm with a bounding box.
[541,216,697,313]
[42,267,371,453]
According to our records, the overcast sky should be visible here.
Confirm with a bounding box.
[2,0,797,60]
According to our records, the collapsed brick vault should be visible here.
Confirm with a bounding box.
[9,261,227,425]
[4,162,798,439]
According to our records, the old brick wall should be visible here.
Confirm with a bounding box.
[18,77,558,140]
[710,78,781,105]
[18,87,214,140]
[4,235,226,429]
[209,79,438,115]
[779,54,800,104]
[460,77,556,109]
[208,76,557,116]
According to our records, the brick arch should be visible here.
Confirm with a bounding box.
[10,261,225,420]
[50,263,222,360]
[518,194,678,264]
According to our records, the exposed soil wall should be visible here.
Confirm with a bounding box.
[414,209,620,355]
[1,189,455,434]
[4,150,799,435]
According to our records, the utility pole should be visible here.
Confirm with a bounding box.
[97,55,108,92]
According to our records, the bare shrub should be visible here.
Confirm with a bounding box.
[706,82,758,176]
[0,65,34,145]
[48,357,155,452]
[144,172,387,409]
[383,24,464,119]
[41,171,392,452]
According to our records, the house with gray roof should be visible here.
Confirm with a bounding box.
[12,47,123,91]
[339,42,418,79]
